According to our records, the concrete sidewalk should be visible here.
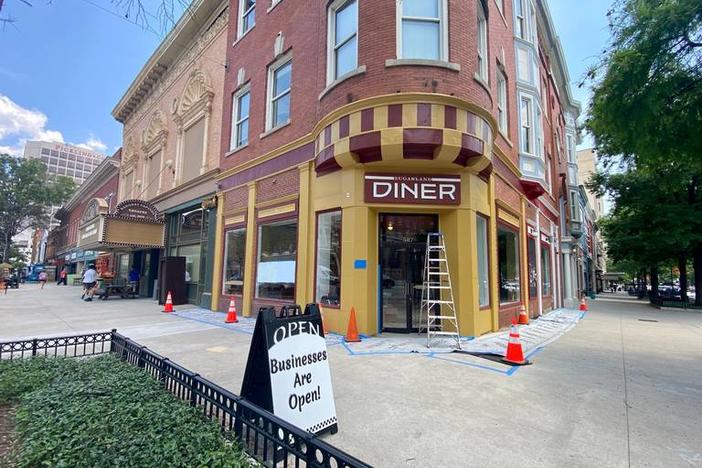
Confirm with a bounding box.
[2,285,701,467]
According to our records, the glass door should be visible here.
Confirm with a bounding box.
[379,214,438,333]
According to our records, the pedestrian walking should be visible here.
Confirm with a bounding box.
[57,267,68,286]
[38,270,48,289]
[128,266,140,295]
[82,264,98,302]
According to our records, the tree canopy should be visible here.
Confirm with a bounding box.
[0,154,76,262]
[586,0,702,303]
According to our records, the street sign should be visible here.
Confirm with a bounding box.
[240,304,338,435]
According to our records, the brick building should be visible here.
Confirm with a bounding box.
[47,151,120,279]
[110,0,228,306]
[209,0,584,336]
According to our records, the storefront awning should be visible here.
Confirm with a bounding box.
[77,198,165,251]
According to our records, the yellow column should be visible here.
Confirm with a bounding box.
[242,183,256,317]
[489,177,500,331]
[210,192,225,311]
[520,197,529,315]
[296,163,311,307]
[443,208,476,336]
[339,204,375,336]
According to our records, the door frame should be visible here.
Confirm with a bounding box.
[378,213,439,333]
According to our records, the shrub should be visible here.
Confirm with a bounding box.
[0,355,251,467]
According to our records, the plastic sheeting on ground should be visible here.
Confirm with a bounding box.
[171,308,345,347]
[341,308,584,356]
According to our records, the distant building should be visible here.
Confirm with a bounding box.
[576,148,607,292]
[23,140,106,185]
[20,141,106,263]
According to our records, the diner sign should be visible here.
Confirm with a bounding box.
[364,173,461,205]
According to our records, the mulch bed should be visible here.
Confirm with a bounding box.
[0,404,17,463]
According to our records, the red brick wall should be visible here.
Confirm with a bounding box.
[56,165,120,254]
[221,0,519,174]
[256,169,299,203]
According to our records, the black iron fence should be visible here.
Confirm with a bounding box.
[0,330,371,468]
[0,331,113,359]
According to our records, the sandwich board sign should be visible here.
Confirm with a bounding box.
[241,304,338,435]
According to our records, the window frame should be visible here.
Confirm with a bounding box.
[327,0,359,85]
[254,216,298,301]
[496,68,508,134]
[497,222,521,305]
[476,1,489,83]
[540,240,552,297]
[266,54,293,131]
[314,209,343,308]
[230,85,251,151]
[238,0,256,38]
[476,213,491,309]
[223,225,247,297]
[396,0,449,62]
[520,94,533,155]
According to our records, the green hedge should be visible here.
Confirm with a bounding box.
[0,355,251,467]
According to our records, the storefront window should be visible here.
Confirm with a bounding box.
[179,244,201,283]
[256,219,297,300]
[527,236,537,298]
[498,226,520,303]
[541,244,552,296]
[315,211,342,306]
[223,228,246,295]
[476,215,489,307]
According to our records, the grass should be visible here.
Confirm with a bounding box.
[0,355,252,467]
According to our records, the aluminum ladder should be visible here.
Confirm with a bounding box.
[418,232,461,349]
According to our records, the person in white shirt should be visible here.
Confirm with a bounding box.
[82,265,98,302]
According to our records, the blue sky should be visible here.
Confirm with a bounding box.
[0,0,611,156]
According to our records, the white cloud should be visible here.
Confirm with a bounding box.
[0,94,107,156]
[76,136,108,153]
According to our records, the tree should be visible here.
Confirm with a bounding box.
[0,155,75,263]
[586,0,702,304]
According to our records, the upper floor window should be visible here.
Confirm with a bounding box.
[515,0,527,39]
[182,118,205,182]
[476,2,488,82]
[497,69,508,133]
[399,0,447,61]
[230,87,250,150]
[123,170,134,200]
[520,95,532,154]
[328,0,358,83]
[266,56,292,130]
[566,134,575,163]
[238,0,255,37]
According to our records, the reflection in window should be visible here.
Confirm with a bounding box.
[269,60,292,129]
[256,219,297,300]
[476,215,490,307]
[477,1,488,82]
[239,0,255,36]
[401,0,443,60]
[231,90,250,150]
[224,228,246,295]
[528,236,537,298]
[498,226,520,303]
[329,0,358,81]
[316,211,342,306]
[541,244,551,296]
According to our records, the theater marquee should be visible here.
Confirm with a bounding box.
[364,173,461,205]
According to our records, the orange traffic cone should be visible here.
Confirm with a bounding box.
[579,297,588,312]
[502,319,528,366]
[225,298,239,323]
[162,291,174,313]
[318,303,329,335]
[344,307,361,343]
[518,305,529,325]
